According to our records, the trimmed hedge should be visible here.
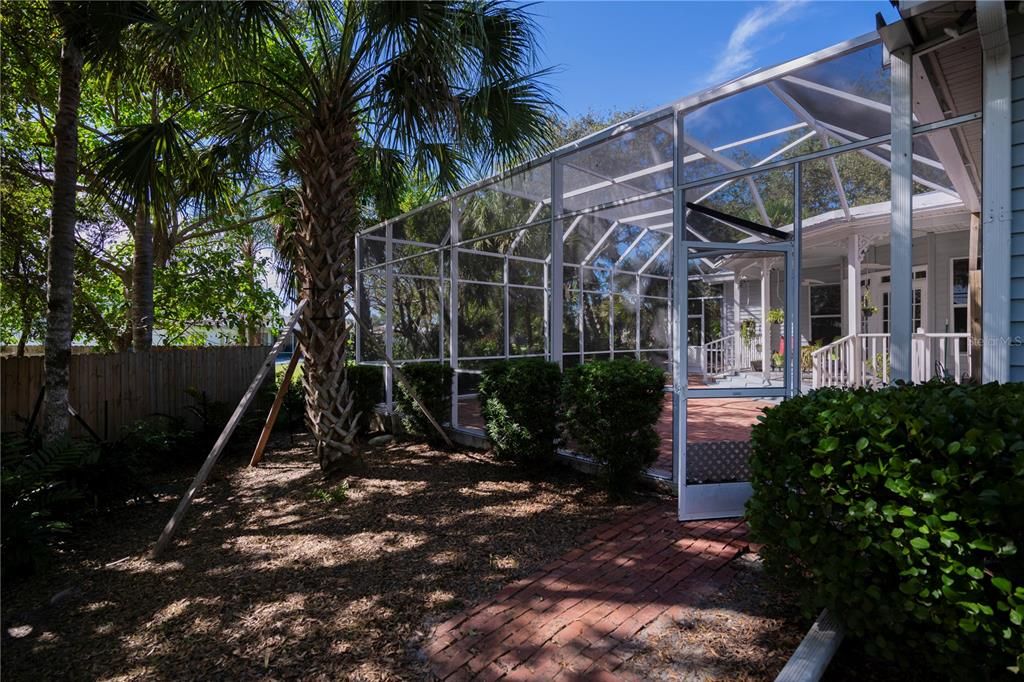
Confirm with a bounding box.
[479,359,561,468]
[394,362,453,445]
[747,381,1024,679]
[562,358,665,496]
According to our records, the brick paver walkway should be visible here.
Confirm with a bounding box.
[424,503,750,681]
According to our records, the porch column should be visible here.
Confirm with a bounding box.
[978,2,1011,383]
[968,214,983,381]
[761,259,771,383]
[847,235,862,385]
[889,45,913,382]
[733,272,742,370]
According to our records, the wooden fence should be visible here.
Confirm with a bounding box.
[1,347,271,440]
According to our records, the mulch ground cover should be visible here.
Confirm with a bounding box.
[1,436,638,680]
[619,550,933,682]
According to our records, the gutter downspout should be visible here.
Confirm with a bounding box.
[977,1,1011,383]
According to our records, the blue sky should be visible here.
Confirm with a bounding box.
[532,0,899,119]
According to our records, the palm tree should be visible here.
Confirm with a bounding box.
[215,2,554,472]
[39,1,154,442]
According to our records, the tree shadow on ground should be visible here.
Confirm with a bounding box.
[0,436,644,681]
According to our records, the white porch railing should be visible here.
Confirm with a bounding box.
[689,334,759,378]
[811,332,971,388]
[702,334,733,375]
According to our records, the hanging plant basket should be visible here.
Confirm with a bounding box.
[861,289,878,318]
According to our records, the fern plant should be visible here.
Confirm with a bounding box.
[1,437,98,576]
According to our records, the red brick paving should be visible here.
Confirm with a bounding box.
[424,503,750,681]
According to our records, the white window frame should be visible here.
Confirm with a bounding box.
[949,256,970,353]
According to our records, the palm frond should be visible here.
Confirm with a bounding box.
[52,0,158,59]
[457,68,558,169]
[413,142,470,195]
[87,118,197,213]
[211,103,294,179]
[355,145,408,219]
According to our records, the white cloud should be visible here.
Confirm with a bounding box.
[705,0,809,85]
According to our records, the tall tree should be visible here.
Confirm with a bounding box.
[3,1,283,354]
[546,108,644,151]
[39,1,153,441]
[215,2,555,472]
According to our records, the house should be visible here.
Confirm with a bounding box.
[354,1,1023,519]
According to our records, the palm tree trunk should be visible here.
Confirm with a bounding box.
[42,37,83,442]
[131,203,154,350]
[291,115,359,473]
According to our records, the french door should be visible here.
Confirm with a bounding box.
[864,270,927,335]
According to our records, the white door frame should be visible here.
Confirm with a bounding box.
[676,241,797,521]
[863,266,928,335]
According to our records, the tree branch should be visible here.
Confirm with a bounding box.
[76,240,129,281]
[175,213,275,245]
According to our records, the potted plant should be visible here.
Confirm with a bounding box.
[738,319,759,372]
[766,309,784,371]
[862,289,878,318]
[740,319,758,347]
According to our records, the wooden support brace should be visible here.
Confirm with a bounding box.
[968,213,982,382]
[151,300,306,559]
[249,350,301,467]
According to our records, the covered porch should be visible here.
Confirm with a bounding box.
[686,191,978,390]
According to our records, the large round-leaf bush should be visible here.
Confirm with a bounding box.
[747,381,1024,679]
[479,358,561,468]
[561,358,665,496]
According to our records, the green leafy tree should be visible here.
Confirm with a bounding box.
[2,1,284,355]
[2,0,156,441]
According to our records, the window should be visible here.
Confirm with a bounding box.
[912,288,923,334]
[686,282,724,347]
[809,284,841,344]
[952,258,968,352]
[882,292,890,333]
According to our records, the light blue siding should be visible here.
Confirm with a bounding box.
[1011,13,1024,381]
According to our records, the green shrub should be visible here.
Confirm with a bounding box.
[394,362,453,445]
[347,363,385,432]
[747,381,1024,679]
[184,386,232,444]
[561,358,665,496]
[117,414,194,463]
[1,437,98,576]
[1,435,146,577]
[479,359,561,468]
[277,376,307,433]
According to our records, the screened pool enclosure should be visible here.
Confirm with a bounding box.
[356,29,987,519]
